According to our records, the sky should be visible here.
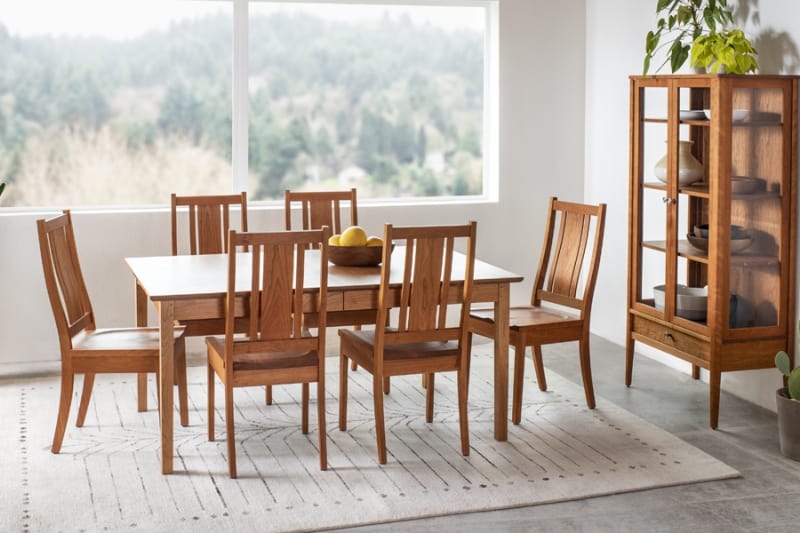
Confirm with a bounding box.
[0,1,485,39]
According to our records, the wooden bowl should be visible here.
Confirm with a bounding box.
[328,245,385,267]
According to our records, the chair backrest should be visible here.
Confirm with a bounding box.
[171,192,248,255]
[532,197,606,317]
[37,210,95,352]
[375,221,477,352]
[284,189,357,247]
[223,227,330,364]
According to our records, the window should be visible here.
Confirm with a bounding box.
[0,1,495,208]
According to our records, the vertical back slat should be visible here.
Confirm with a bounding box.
[259,242,294,340]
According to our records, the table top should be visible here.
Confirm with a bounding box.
[126,248,523,301]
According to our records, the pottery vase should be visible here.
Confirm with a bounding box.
[654,140,704,186]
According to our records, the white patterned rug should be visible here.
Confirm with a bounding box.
[0,349,738,532]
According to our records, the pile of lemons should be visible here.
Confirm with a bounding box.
[329,225,383,247]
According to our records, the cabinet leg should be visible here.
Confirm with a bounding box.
[709,369,721,429]
[625,336,634,387]
[692,364,700,380]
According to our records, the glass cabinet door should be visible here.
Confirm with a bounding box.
[725,84,787,330]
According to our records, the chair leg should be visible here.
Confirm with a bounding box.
[338,353,349,431]
[511,342,525,425]
[51,369,75,453]
[579,335,596,409]
[351,325,360,371]
[425,373,435,423]
[457,368,470,456]
[373,374,387,464]
[225,383,237,478]
[384,376,391,394]
[208,363,215,441]
[301,383,310,434]
[76,372,95,428]
[265,385,273,405]
[317,378,327,471]
[176,352,189,427]
[531,345,547,391]
[137,373,148,412]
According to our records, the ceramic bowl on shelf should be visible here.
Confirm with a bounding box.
[686,231,753,254]
[731,176,762,194]
[653,284,708,321]
[703,108,750,122]
[693,224,748,239]
[679,109,707,120]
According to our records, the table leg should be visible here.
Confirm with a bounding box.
[493,283,510,441]
[157,300,175,474]
[135,281,148,412]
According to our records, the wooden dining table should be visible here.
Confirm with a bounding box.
[126,248,523,474]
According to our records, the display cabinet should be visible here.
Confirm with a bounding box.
[625,74,798,428]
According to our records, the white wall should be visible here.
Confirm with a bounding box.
[0,1,588,367]
[584,0,800,412]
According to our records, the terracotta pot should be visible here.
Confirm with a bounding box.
[776,388,800,461]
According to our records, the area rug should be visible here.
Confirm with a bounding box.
[0,349,738,532]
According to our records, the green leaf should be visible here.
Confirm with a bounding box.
[669,40,690,72]
[789,368,800,400]
[777,351,792,377]
[657,0,673,11]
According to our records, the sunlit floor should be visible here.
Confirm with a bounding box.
[333,335,800,533]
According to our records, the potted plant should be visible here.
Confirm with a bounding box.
[775,344,800,460]
[690,29,758,74]
[643,0,758,75]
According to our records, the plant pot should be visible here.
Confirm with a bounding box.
[776,388,800,461]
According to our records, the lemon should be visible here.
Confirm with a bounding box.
[366,236,383,247]
[339,225,368,247]
[329,234,341,245]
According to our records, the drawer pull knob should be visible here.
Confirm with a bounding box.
[663,332,674,340]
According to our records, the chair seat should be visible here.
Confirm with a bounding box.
[73,327,185,352]
[340,329,460,361]
[206,336,318,371]
[472,306,582,329]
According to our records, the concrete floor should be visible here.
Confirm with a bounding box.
[332,336,800,532]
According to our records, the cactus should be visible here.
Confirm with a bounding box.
[776,350,800,400]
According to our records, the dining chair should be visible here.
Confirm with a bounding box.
[171,192,248,256]
[284,188,357,244]
[470,197,606,423]
[169,192,249,337]
[37,210,189,454]
[283,187,369,383]
[206,227,330,478]
[338,221,477,464]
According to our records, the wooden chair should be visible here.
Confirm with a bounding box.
[37,210,189,453]
[338,221,477,464]
[470,197,606,423]
[168,192,249,337]
[283,187,367,380]
[171,192,248,257]
[206,227,330,478]
[284,188,357,243]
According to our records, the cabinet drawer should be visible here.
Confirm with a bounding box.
[631,314,710,365]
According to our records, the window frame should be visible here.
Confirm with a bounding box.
[233,0,498,205]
